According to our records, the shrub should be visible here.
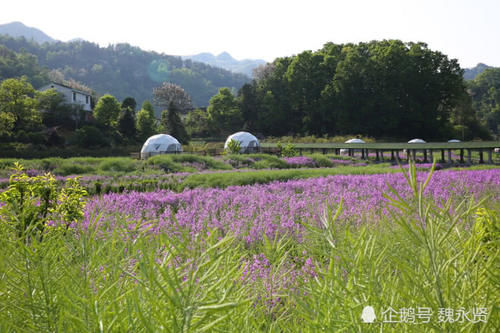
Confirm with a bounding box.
[74,125,109,147]
[147,154,231,173]
[280,142,298,157]
[98,158,139,173]
[307,154,334,167]
[53,161,96,176]
[225,139,241,154]
[0,162,87,240]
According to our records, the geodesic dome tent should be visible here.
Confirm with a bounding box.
[408,138,426,143]
[340,138,365,154]
[345,138,365,144]
[224,131,260,153]
[141,134,182,159]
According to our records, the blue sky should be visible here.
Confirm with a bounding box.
[1,0,499,67]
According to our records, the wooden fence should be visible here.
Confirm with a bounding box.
[260,141,500,164]
[133,141,500,164]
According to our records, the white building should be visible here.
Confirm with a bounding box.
[39,82,92,112]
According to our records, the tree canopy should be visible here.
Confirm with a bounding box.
[468,68,500,135]
[93,94,121,128]
[0,77,41,133]
[235,40,480,140]
[161,101,189,144]
[154,82,193,113]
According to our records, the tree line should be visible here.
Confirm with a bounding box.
[190,40,493,141]
[0,77,194,148]
[1,39,498,150]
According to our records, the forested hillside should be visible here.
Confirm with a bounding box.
[0,45,48,87]
[0,35,250,107]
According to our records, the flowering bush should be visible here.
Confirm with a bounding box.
[283,156,316,167]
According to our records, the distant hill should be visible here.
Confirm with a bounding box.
[0,21,56,44]
[0,34,250,108]
[183,52,266,77]
[463,63,493,80]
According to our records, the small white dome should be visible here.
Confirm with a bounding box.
[345,138,365,144]
[340,138,365,154]
[448,139,461,143]
[224,131,259,153]
[408,138,426,143]
[141,134,182,158]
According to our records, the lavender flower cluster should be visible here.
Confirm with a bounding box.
[283,156,316,167]
[83,169,500,243]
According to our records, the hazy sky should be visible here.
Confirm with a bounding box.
[1,0,499,67]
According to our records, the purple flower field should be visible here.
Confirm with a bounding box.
[84,169,500,244]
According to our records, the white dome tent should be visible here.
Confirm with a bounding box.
[340,138,365,154]
[408,138,426,143]
[345,138,366,144]
[224,131,260,153]
[141,134,182,159]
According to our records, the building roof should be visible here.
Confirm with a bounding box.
[43,81,92,96]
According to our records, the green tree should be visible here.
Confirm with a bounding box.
[141,101,155,116]
[74,125,108,147]
[207,88,243,136]
[185,108,211,137]
[121,97,137,112]
[141,100,155,117]
[286,51,330,134]
[468,68,500,136]
[0,111,15,138]
[161,101,189,144]
[118,106,137,139]
[93,94,121,128]
[238,83,258,130]
[0,77,41,132]
[136,107,157,141]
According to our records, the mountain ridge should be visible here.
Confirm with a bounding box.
[0,21,56,44]
[183,52,266,77]
[463,63,494,80]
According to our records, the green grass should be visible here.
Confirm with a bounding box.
[224,153,290,169]
[180,164,395,190]
[147,154,232,173]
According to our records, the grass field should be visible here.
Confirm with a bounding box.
[0,161,498,331]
